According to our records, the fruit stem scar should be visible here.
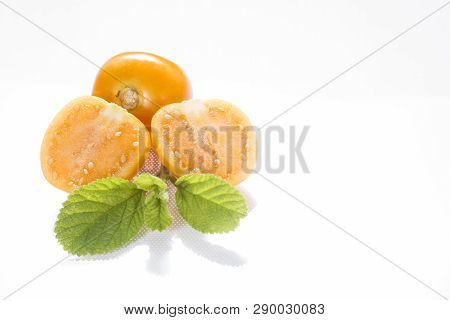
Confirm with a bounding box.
[118,87,139,110]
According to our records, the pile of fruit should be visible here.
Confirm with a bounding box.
[40,52,256,256]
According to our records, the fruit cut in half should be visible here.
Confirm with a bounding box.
[41,96,150,192]
[151,99,256,185]
[92,52,192,128]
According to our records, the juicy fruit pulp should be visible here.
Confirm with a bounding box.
[92,52,192,128]
[151,99,256,185]
[41,96,150,192]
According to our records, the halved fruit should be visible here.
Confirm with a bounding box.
[151,99,256,185]
[41,96,150,192]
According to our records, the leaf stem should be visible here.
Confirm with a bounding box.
[159,165,177,184]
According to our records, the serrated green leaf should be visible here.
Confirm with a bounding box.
[134,173,172,231]
[134,173,167,192]
[175,174,248,233]
[142,195,172,231]
[54,177,146,256]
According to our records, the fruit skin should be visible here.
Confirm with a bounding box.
[92,52,192,128]
[41,96,150,192]
[151,99,257,185]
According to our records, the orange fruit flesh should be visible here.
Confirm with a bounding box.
[41,96,150,192]
[151,99,256,185]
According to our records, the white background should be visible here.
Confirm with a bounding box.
[1,0,450,316]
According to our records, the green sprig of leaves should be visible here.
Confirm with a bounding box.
[54,173,248,255]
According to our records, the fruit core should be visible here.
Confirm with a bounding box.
[118,87,139,110]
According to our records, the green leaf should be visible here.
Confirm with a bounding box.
[55,177,146,256]
[134,173,172,231]
[175,174,248,233]
[134,173,167,192]
[142,195,172,231]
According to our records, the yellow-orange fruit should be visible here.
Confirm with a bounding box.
[92,52,192,128]
[41,96,150,192]
[151,99,256,185]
